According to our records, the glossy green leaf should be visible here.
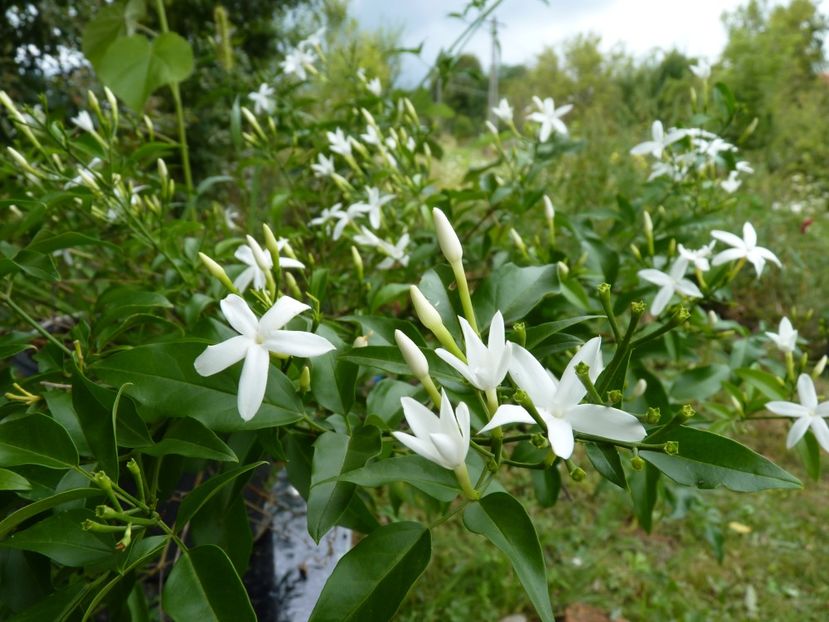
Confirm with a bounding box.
[0,414,78,469]
[0,488,103,539]
[140,418,237,462]
[4,509,115,567]
[670,364,731,401]
[162,545,255,622]
[189,493,252,575]
[72,373,119,479]
[341,454,459,502]
[525,315,602,349]
[308,427,382,543]
[472,263,558,325]
[175,461,267,530]
[310,326,358,415]
[366,379,420,428]
[81,0,146,66]
[95,32,194,111]
[630,462,659,533]
[0,468,30,491]
[642,426,801,491]
[6,581,87,622]
[309,522,431,622]
[531,465,560,508]
[585,442,627,489]
[94,342,303,432]
[463,492,554,622]
[735,368,787,400]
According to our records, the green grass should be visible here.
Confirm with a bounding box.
[399,422,828,621]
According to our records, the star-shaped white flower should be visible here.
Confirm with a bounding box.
[327,128,354,157]
[491,98,513,123]
[393,390,470,470]
[526,96,572,141]
[349,187,393,229]
[765,317,798,353]
[309,203,345,230]
[711,222,781,277]
[353,226,410,270]
[720,171,741,193]
[248,83,275,115]
[72,110,95,133]
[366,77,382,96]
[360,125,382,146]
[311,153,335,177]
[233,237,304,292]
[436,311,511,392]
[194,295,335,420]
[766,374,829,453]
[480,338,646,459]
[678,241,715,272]
[630,120,685,158]
[280,47,315,80]
[638,258,703,316]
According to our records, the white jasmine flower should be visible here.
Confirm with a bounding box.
[311,153,335,177]
[360,125,382,146]
[194,295,335,420]
[233,238,304,292]
[248,83,275,115]
[711,222,781,276]
[280,47,315,80]
[405,136,417,152]
[394,390,470,470]
[301,27,326,50]
[690,59,711,80]
[638,258,703,316]
[327,128,354,157]
[736,161,754,174]
[480,338,646,459]
[349,186,394,229]
[354,226,410,269]
[330,203,369,240]
[766,374,829,453]
[309,203,345,230]
[491,98,513,123]
[366,77,382,96]
[436,311,511,392]
[720,171,742,193]
[526,96,572,141]
[71,110,95,133]
[765,317,798,353]
[630,120,685,158]
[677,241,715,272]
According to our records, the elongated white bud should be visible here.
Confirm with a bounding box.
[813,354,827,378]
[410,286,443,331]
[246,235,271,272]
[433,207,463,265]
[631,378,647,398]
[395,329,429,378]
[543,195,555,223]
[643,211,653,238]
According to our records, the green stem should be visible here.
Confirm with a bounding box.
[1,291,73,356]
[452,262,478,334]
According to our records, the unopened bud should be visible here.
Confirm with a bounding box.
[631,378,647,398]
[607,389,623,404]
[679,404,695,421]
[157,158,168,184]
[285,272,302,299]
[531,433,548,448]
[631,455,645,471]
[87,90,101,117]
[299,365,311,393]
[543,195,555,223]
[7,147,36,175]
[410,286,443,332]
[707,310,719,327]
[246,235,271,272]
[199,252,236,291]
[262,224,281,259]
[557,261,569,279]
[351,246,364,281]
[485,120,499,135]
[353,335,369,348]
[395,329,429,378]
[645,407,661,425]
[569,466,586,481]
[104,87,119,127]
[630,244,642,261]
[813,354,827,378]
[664,441,679,455]
[509,228,527,254]
[432,207,463,264]
[143,115,155,140]
[513,322,526,347]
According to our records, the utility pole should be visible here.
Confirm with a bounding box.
[486,17,501,125]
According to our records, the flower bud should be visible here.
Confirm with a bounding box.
[531,433,548,448]
[569,466,586,481]
[87,90,101,117]
[410,286,443,332]
[246,235,271,272]
[631,455,645,471]
[351,246,364,281]
[509,228,526,254]
[512,322,526,347]
[143,115,155,140]
[395,329,429,379]
[157,158,168,185]
[353,335,369,348]
[556,261,569,279]
[104,86,119,127]
[607,389,623,405]
[285,272,303,299]
[679,404,695,421]
[645,407,661,425]
[543,195,555,223]
[299,365,311,393]
[485,120,499,135]
[262,224,281,259]
[432,207,463,265]
[664,441,679,455]
[707,310,719,327]
[198,252,236,292]
[631,378,647,398]
[813,354,827,378]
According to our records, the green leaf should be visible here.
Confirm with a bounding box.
[82,0,147,66]
[140,418,237,462]
[94,342,303,432]
[189,494,252,575]
[310,326,357,415]
[531,465,560,508]
[94,32,194,111]
[585,442,627,489]
[735,368,787,400]
[162,545,256,622]
[339,346,457,382]
[308,427,382,543]
[6,581,87,622]
[525,315,602,349]
[0,414,78,469]
[4,509,115,567]
[796,431,821,481]
[175,461,267,530]
[472,263,558,325]
[641,426,801,491]
[629,462,659,533]
[309,522,431,622]
[670,364,731,402]
[366,379,420,429]
[0,488,103,539]
[341,455,459,502]
[72,373,119,479]
[463,492,554,622]
[0,468,30,491]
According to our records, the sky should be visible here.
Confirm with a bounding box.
[350,0,821,86]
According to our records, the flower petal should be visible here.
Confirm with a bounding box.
[742,222,757,248]
[786,416,811,449]
[638,269,672,287]
[546,417,575,459]
[459,316,488,366]
[566,404,647,443]
[237,345,269,421]
[260,295,310,333]
[509,344,557,408]
[810,417,829,453]
[555,337,602,407]
[194,335,251,376]
[233,267,255,293]
[479,404,536,433]
[711,248,746,266]
[487,311,506,360]
[430,432,465,469]
[797,374,818,410]
[220,294,258,337]
[392,431,447,469]
[651,285,674,316]
[766,400,810,417]
[711,230,745,249]
[400,396,441,439]
[435,348,478,387]
[263,330,335,358]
